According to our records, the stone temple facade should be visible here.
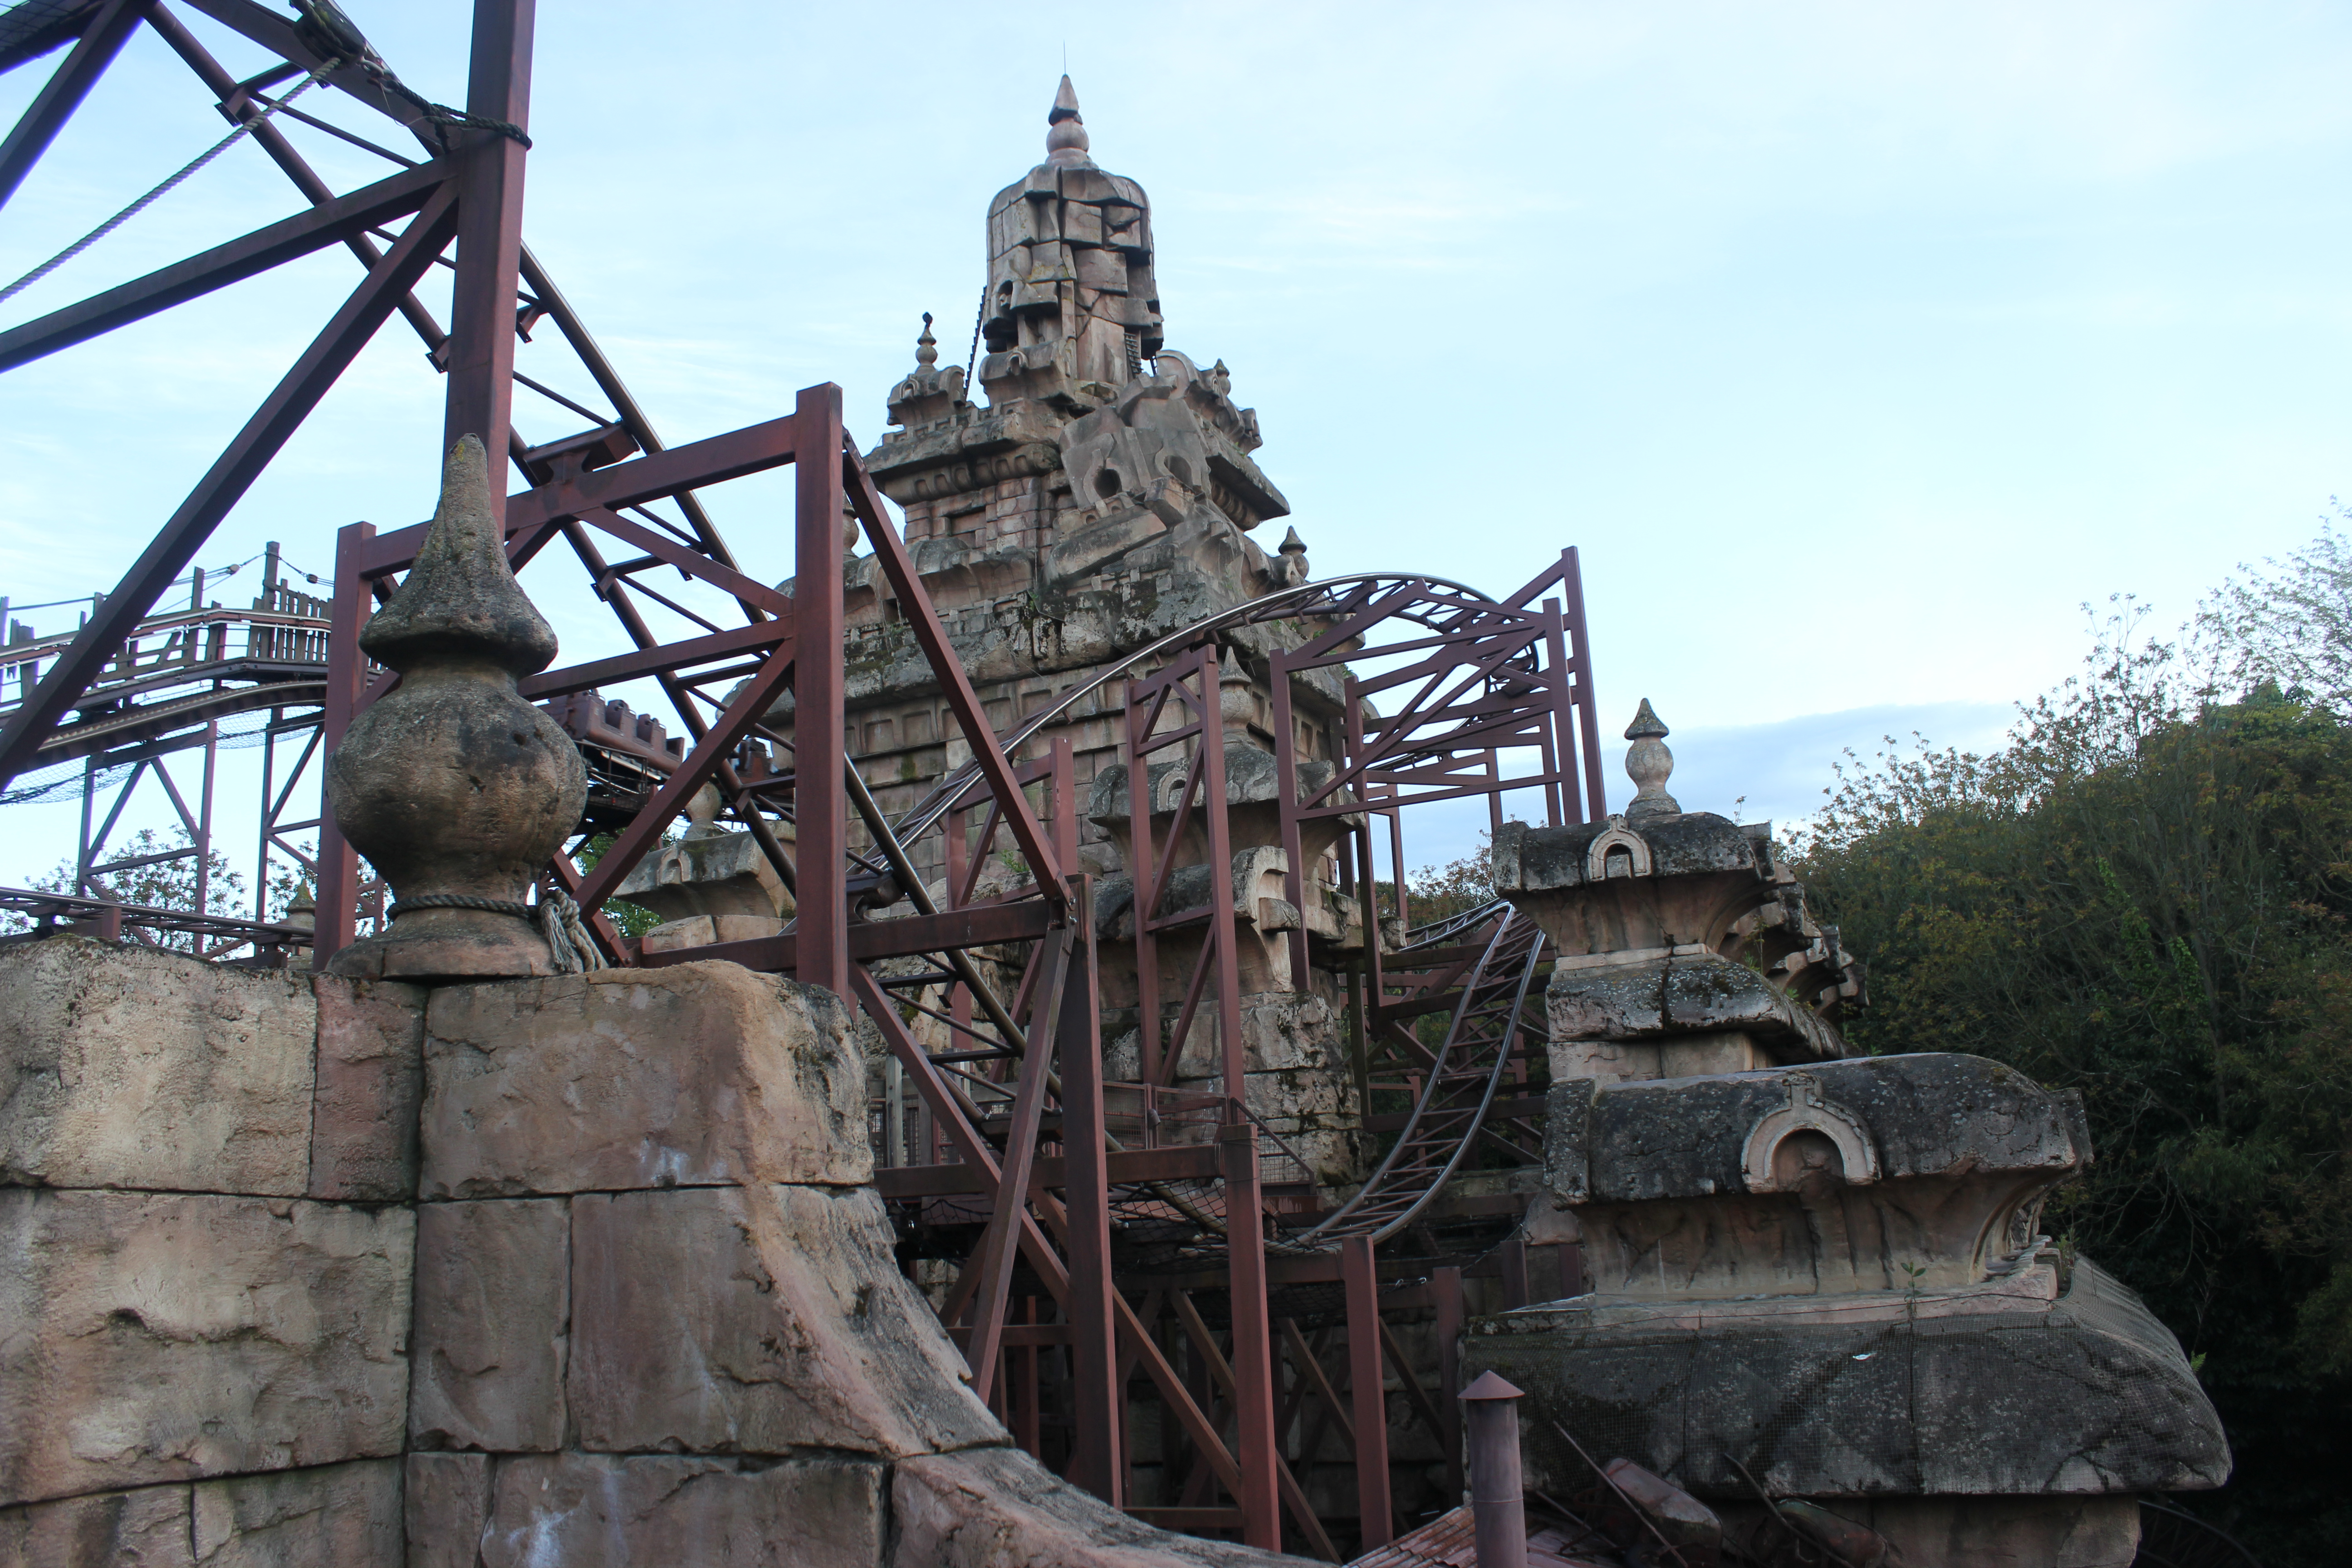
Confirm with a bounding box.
[1461,714,2230,1568]
[763,78,1373,1185]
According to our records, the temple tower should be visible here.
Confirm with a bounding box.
[765,83,1371,1182]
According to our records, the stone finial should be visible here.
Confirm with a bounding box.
[1267,525,1311,588]
[1622,698,1681,823]
[915,311,937,368]
[324,435,588,978]
[354,435,557,677]
[1045,74,1092,167]
[682,781,726,840]
[1218,645,1255,741]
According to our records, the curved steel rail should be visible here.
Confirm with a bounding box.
[1289,905,1549,1247]
[884,571,1527,846]
[1394,896,1516,956]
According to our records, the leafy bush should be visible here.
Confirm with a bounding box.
[1796,526,2352,1562]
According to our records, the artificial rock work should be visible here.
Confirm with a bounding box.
[1460,710,2230,1568]
[3,402,1307,1562]
[0,935,414,1562]
[0,933,1309,1567]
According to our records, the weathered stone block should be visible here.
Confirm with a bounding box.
[0,1481,192,1567]
[404,1453,489,1568]
[640,915,715,953]
[892,1445,1316,1566]
[0,1190,412,1506]
[421,965,867,1196]
[1718,1494,2141,1568]
[569,1184,998,1457]
[308,975,427,1201]
[1461,1260,2229,1504]
[0,936,314,1196]
[190,1458,401,1567]
[1544,951,1844,1063]
[408,1199,567,1451]
[477,1453,882,1568]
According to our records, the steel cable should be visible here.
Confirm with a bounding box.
[0,67,333,309]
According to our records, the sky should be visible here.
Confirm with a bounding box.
[2,0,2348,887]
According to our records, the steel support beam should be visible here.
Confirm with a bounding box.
[176,0,437,140]
[0,190,459,789]
[0,160,449,371]
[358,415,801,573]
[843,446,1066,912]
[792,384,847,995]
[310,521,374,965]
[1342,1234,1393,1549]
[0,0,151,211]
[1436,1263,1465,1501]
[1054,877,1122,1504]
[1220,1121,1281,1550]
[441,0,532,489]
[141,5,451,352]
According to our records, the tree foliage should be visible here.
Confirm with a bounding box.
[1795,544,2352,1562]
[573,831,662,938]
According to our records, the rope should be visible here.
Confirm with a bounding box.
[386,889,604,973]
[537,887,607,974]
[388,893,531,921]
[374,72,532,152]
[0,68,333,309]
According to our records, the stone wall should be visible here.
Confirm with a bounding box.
[1,936,420,1565]
[2,936,1308,1567]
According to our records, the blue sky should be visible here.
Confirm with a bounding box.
[3,0,2348,882]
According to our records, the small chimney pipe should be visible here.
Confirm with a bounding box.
[1460,1369,1528,1568]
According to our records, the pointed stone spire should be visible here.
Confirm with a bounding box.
[915,311,938,368]
[1622,699,1681,823]
[1267,525,1311,588]
[324,436,588,978]
[1045,74,1092,167]
[358,434,558,678]
[1219,645,1256,741]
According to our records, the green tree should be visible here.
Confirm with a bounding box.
[573,831,663,938]
[1796,581,2352,1563]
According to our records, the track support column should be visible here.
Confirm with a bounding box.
[1219,1121,1280,1549]
[1058,876,1122,1504]
[791,383,847,996]
[1436,1262,1465,1502]
[1343,1234,1393,1547]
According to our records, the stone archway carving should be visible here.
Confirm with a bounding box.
[1741,1071,1880,1192]
[1584,818,1653,881]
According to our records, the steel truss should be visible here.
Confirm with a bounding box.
[1,4,1611,1557]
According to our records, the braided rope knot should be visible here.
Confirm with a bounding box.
[386,891,606,974]
[387,893,532,921]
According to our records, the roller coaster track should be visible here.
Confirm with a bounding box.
[1290,903,1548,1247]
[0,605,331,768]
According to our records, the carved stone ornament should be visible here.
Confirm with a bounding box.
[1740,1071,1881,1192]
[324,434,588,978]
[1621,698,1681,823]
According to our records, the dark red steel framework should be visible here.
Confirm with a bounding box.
[0,5,1611,1556]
